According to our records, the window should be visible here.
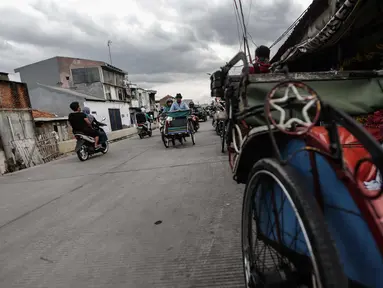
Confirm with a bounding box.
[104,85,112,100]
[116,74,124,86]
[71,67,100,84]
[118,88,124,101]
[103,69,115,85]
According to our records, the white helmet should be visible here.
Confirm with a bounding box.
[141,107,146,113]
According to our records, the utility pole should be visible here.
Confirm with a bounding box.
[107,40,113,65]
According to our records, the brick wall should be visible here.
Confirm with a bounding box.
[0,80,31,109]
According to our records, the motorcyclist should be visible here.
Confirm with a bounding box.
[68,102,100,148]
[137,107,151,132]
[169,93,189,111]
[188,101,200,131]
[189,101,197,114]
[83,107,106,127]
[83,107,107,143]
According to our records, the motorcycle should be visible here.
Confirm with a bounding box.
[136,113,153,139]
[159,114,166,134]
[75,118,109,161]
[137,121,152,139]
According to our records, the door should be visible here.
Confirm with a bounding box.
[108,108,123,131]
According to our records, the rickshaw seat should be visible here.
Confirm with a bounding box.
[309,126,378,182]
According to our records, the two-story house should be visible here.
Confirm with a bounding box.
[14,56,134,131]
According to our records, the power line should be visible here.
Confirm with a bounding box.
[237,0,252,63]
[248,33,258,48]
[269,7,308,49]
[246,0,253,28]
[232,1,243,51]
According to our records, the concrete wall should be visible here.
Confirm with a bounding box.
[35,120,73,142]
[0,111,37,164]
[14,57,60,90]
[57,57,104,88]
[74,82,105,99]
[28,86,88,117]
[84,100,131,133]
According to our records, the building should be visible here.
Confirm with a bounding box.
[14,56,136,131]
[29,83,131,132]
[32,110,73,142]
[271,0,382,72]
[129,84,157,124]
[158,95,174,107]
[0,73,44,173]
[15,56,130,103]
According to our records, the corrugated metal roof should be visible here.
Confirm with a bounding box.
[36,83,105,101]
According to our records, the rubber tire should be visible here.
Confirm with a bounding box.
[149,130,152,137]
[191,131,195,145]
[101,142,109,154]
[77,145,89,161]
[221,124,225,153]
[162,134,168,148]
[139,134,143,139]
[242,158,348,288]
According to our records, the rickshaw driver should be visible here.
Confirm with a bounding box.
[169,93,189,111]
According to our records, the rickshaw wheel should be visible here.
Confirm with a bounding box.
[221,122,226,153]
[162,134,169,148]
[191,131,195,145]
[242,158,347,288]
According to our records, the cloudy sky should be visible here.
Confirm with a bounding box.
[0,0,312,102]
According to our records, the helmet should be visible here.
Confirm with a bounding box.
[141,107,146,113]
[189,101,194,108]
[175,93,182,99]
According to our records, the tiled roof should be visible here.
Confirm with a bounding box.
[32,109,56,118]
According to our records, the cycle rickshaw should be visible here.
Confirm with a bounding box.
[210,50,383,287]
[161,110,195,148]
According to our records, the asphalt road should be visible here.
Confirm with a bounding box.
[0,122,245,288]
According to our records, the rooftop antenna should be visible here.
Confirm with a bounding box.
[107,40,113,65]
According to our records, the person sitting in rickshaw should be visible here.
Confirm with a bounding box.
[169,93,189,111]
[248,45,271,74]
[161,99,173,115]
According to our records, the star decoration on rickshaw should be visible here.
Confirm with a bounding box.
[269,83,318,133]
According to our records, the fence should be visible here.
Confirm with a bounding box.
[10,132,61,169]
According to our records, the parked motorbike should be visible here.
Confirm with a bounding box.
[75,118,109,161]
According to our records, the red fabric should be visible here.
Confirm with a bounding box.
[364,109,383,139]
[248,61,271,74]
[309,127,377,182]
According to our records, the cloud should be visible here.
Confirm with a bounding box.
[0,0,311,102]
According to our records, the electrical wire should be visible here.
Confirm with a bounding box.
[237,0,252,63]
[246,0,253,28]
[233,1,244,51]
[248,33,258,48]
[269,7,308,49]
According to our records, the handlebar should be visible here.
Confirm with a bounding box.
[221,51,248,74]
